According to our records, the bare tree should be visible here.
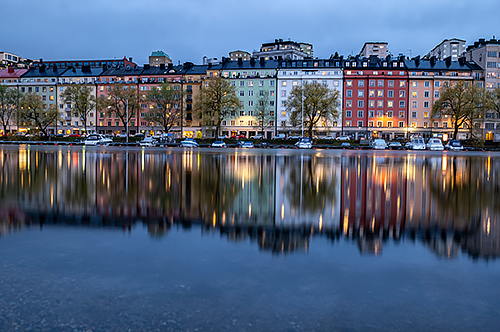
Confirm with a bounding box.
[285,81,340,138]
[0,85,21,135]
[62,85,96,134]
[98,84,139,137]
[193,77,241,137]
[145,82,184,134]
[18,92,60,136]
[254,90,273,137]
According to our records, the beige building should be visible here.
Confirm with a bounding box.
[229,50,251,61]
[149,51,172,67]
[405,57,478,139]
[360,42,388,58]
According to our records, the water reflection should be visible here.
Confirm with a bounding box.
[0,146,499,260]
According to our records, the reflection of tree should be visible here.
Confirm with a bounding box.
[427,157,500,230]
[284,156,337,214]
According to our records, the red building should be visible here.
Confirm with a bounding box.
[343,55,409,140]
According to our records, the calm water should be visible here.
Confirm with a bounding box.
[1,145,500,332]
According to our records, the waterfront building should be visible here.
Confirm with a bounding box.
[405,56,477,139]
[18,65,67,135]
[221,58,279,139]
[138,64,184,136]
[0,67,28,84]
[253,39,311,61]
[57,66,104,135]
[149,51,172,67]
[277,58,343,137]
[96,65,144,135]
[342,55,408,140]
[426,38,466,61]
[359,42,389,59]
[181,63,209,138]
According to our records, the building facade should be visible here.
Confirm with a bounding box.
[149,51,172,67]
[427,38,466,61]
[342,56,408,140]
[253,39,311,61]
[359,42,389,58]
[277,58,343,137]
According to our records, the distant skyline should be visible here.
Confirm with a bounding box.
[2,0,499,65]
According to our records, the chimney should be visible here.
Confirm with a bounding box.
[167,63,173,70]
[144,64,150,70]
[445,56,451,67]
[260,57,265,65]
[250,58,255,66]
[458,57,465,66]
[414,55,420,67]
[8,67,14,74]
[237,58,243,65]
[159,64,165,70]
[129,57,132,62]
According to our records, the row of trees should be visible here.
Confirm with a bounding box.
[3,78,500,139]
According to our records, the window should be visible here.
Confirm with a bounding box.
[346,100,352,107]
[270,81,275,86]
[400,81,406,87]
[369,110,374,117]
[443,122,448,128]
[240,111,245,116]
[369,90,375,97]
[358,100,364,107]
[378,80,384,87]
[399,90,405,98]
[388,90,394,98]
[487,62,497,68]
[281,81,286,86]
[377,111,383,117]
[388,101,393,108]
[388,80,394,87]
[411,101,417,108]
[239,81,245,87]
[368,121,374,127]
[248,101,253,106]
[387,111,393,118]
[248,91,253,96]
[357,110,363,117]
[424,101,430,108]
[488,51,498,57]
[357,121,363,127]
[377,101,383,108]
[434,81,440,87]
[345,120,352,127]
[412,91,417,98]
[293,81,298,86]
[270,101,274,106]
[434,91,440,98]
[248,120,253,126]
[248,81,254,86]
[358,81,364,87]
[424,81,430,87]
[346,90,352,97]
[369,100,375,107]
[346,80,352,87]
[346,110,352,117]
[377,121,382,127]
[399,121,405,127]
[411,121,417,127]
[412,81,418,87]
[259,81,264,86]
[240,91,244,97]
[387,121,393,127]
[358,90,364,97]
[281,90,286,97]
[424,91,430,98]
[239,120,244,126]
[399,100,405,108]
[423,111,429,118]
[433,121,439,128]
[377,90,384,97]
[369,80,375,87]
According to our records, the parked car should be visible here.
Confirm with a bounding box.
[388,142,403,150]
[211,140,227,148]
[288,135,302,140]
[295,137,313,149]
[427,138,444,151]
[337,135,350,141]
[240,141,254,148]
[117,133,128,138]
[445,140,464,151]
[372,139,388,150]
[272,134,286,140]
[322,136,335,140]
[340,142,351,148]
[230,134,245,140]
[139,136,158,147]
[180,138,199,147]
[132,133,145,139]
[409,138,426,150]
[84,134,113,146]
[250,134,263,140]
[217,135,228,139]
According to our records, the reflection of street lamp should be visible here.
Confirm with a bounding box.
[126,99,129,144]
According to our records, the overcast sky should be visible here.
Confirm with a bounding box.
[2,0,499,65]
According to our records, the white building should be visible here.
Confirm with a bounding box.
[276,58,344,136]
